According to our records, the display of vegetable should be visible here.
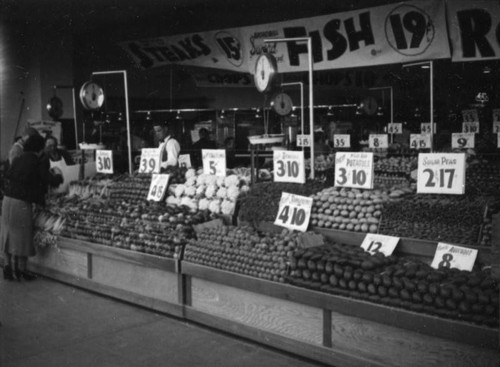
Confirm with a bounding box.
[379,195,487,246]
[288,242,499,327]
[466,161,500,196]
[310,186,410,233]
[184,226,300,282]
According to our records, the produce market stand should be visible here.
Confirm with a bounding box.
[27,234,500,367]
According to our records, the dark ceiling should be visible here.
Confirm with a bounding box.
[1,0,400,38]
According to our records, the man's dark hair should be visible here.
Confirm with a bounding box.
[24,134,45,152]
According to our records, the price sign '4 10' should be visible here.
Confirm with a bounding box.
[274,192,313,232]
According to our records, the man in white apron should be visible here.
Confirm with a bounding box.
[152,122,181,168]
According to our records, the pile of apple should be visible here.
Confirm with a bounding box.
[109,174,154,203]
[184,226,300,282]
[288,242,499,327]
[310,186,410,233]
[374,156,416,189]
[62,200,213,257]
[379,195,487,246]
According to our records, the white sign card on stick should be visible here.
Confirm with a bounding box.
[95,150,114,174]
[421,122,436,134]
[409,134,431,150]
[333,134,351,148]
[202,149,226,176]
[417,153,466,195]
[178,154,192,168]
[273,150,305,184]
[296,134,312,147]
[462,121,479,134]
[451,133,475,149]
[497,134,500,149]
[335,152,374,190]
[493,121,500,134]
[138,148,161,173]
[368,134,389,149]
[431,243,478,272]
[387,123,403,134]
[274,192,313,232]
[361,233,400,256]
[147,174,170,201]
[461,109,479,123]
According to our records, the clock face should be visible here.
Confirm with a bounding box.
[80,81,105,110]
[272,93,293,116]
[254,54,278,93]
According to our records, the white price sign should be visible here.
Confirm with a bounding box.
[493,108,500,124]
[493,121,500,134]
[202,149,226,176]
[497,134,500,149]
[139,148,161,173]
[431,243,478,272]
[361,233,400,256]
[335,152,374,189]
[95,150,114,174]
[178,154,192,168]
[387,123,403,134]
[368,134,388,149]
[409,134,431,150]
[296,134,312,147]
[451,133,475,149]
[333,134,350,148]
[462,121,479,133]
[273,150,305,184]
[147,174,170,201]
[462,109,479,123]
[274,192,313,232]
[417,153,466,195]
[420,122,436,134]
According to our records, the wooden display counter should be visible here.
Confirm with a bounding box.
[28,237,183,317]
[27,235,500,367]
[182,261,500,367]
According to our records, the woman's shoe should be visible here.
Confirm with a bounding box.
[3,266,14,281]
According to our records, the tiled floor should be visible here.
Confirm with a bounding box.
[0,276,328,367]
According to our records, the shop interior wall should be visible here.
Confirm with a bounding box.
[0,22,74,159]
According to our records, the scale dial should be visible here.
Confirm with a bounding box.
[79,81,105,110]
[272,93,293,116]
[254,53,278,93]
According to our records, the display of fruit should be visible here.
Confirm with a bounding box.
[237,181,328,225]
[287,242,499,327]
[166,169,249,215]
[67,174,116,199]
[374,156,417,175]
[305,154,335,172]
[184,226,300,282]
[310,186,410,233]
[379,195,487,246]
[466,161,500,196]
[61,200,213,257]
[109,174,151,203]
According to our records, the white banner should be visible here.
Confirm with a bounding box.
[121,0,450,72]
[448,0,500,62]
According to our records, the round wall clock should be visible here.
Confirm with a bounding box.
[79,81,105,110]
[272,92,293,116]
[254,53,278,93]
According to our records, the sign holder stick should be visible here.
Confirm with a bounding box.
[369,86,393,143]
[281,82,304,152]
[92,70,133,175]
[265,37,315,179]
[403,61,434,152]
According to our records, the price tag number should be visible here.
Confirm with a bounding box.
[141,158,157,173]
[493,109,500,123]
[147,174,170,201]
[452,133,474,149]
[361,233,399,256]
[336,168,367,186]
[96,150,113,174]
[208,161,217,175]
[297,135,311,147]
[278,205,307,227]
[431,243,478,271]
[410,134,429,150]
[462,109,478,123]
[149,184,165,200]
[462,122,479,133]
[97,156,111,171]
[423,168,455,189]
[387,123,402,134]
[276,160,300,178]
[369,135,388,149]
[335,138,346,147]
[333,134,350,148]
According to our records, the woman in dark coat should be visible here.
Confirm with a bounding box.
[1,134,63,281]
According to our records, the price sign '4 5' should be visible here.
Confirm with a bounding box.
[417,153,466,195]
[274,192,313,232]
